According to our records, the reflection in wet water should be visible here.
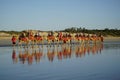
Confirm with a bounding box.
[0,41,119,80]
[12,43,104,65]
[12,49,18,64]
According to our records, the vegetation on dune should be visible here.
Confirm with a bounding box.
[0,30,21,35]
[63,27,120,37]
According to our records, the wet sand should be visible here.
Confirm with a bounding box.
[104,37,120,41]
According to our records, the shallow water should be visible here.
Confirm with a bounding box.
[0,41,120,80]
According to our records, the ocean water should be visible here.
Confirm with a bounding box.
[0,41,120,80]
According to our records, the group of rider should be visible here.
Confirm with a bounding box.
[11,31,104,47]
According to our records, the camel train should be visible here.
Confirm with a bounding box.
[11,30,104,48]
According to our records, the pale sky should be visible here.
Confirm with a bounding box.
[0,0,120,31]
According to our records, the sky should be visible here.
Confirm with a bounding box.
[0,0,120,31]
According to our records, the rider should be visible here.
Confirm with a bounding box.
[11,35,17,47]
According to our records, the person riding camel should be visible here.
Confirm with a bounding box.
[11,35,17,47]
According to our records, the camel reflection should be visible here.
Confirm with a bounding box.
[75,43,103,58]
[16,48,43,65]
[61,45,72,59]
[12,49,18,63]
[12,43,103,64]
[34,50,43,63]
[47,48,55,62]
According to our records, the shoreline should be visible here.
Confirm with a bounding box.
[0,36,120,47]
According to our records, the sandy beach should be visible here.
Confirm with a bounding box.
[0,37,12,46]
[104,37,120,41]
